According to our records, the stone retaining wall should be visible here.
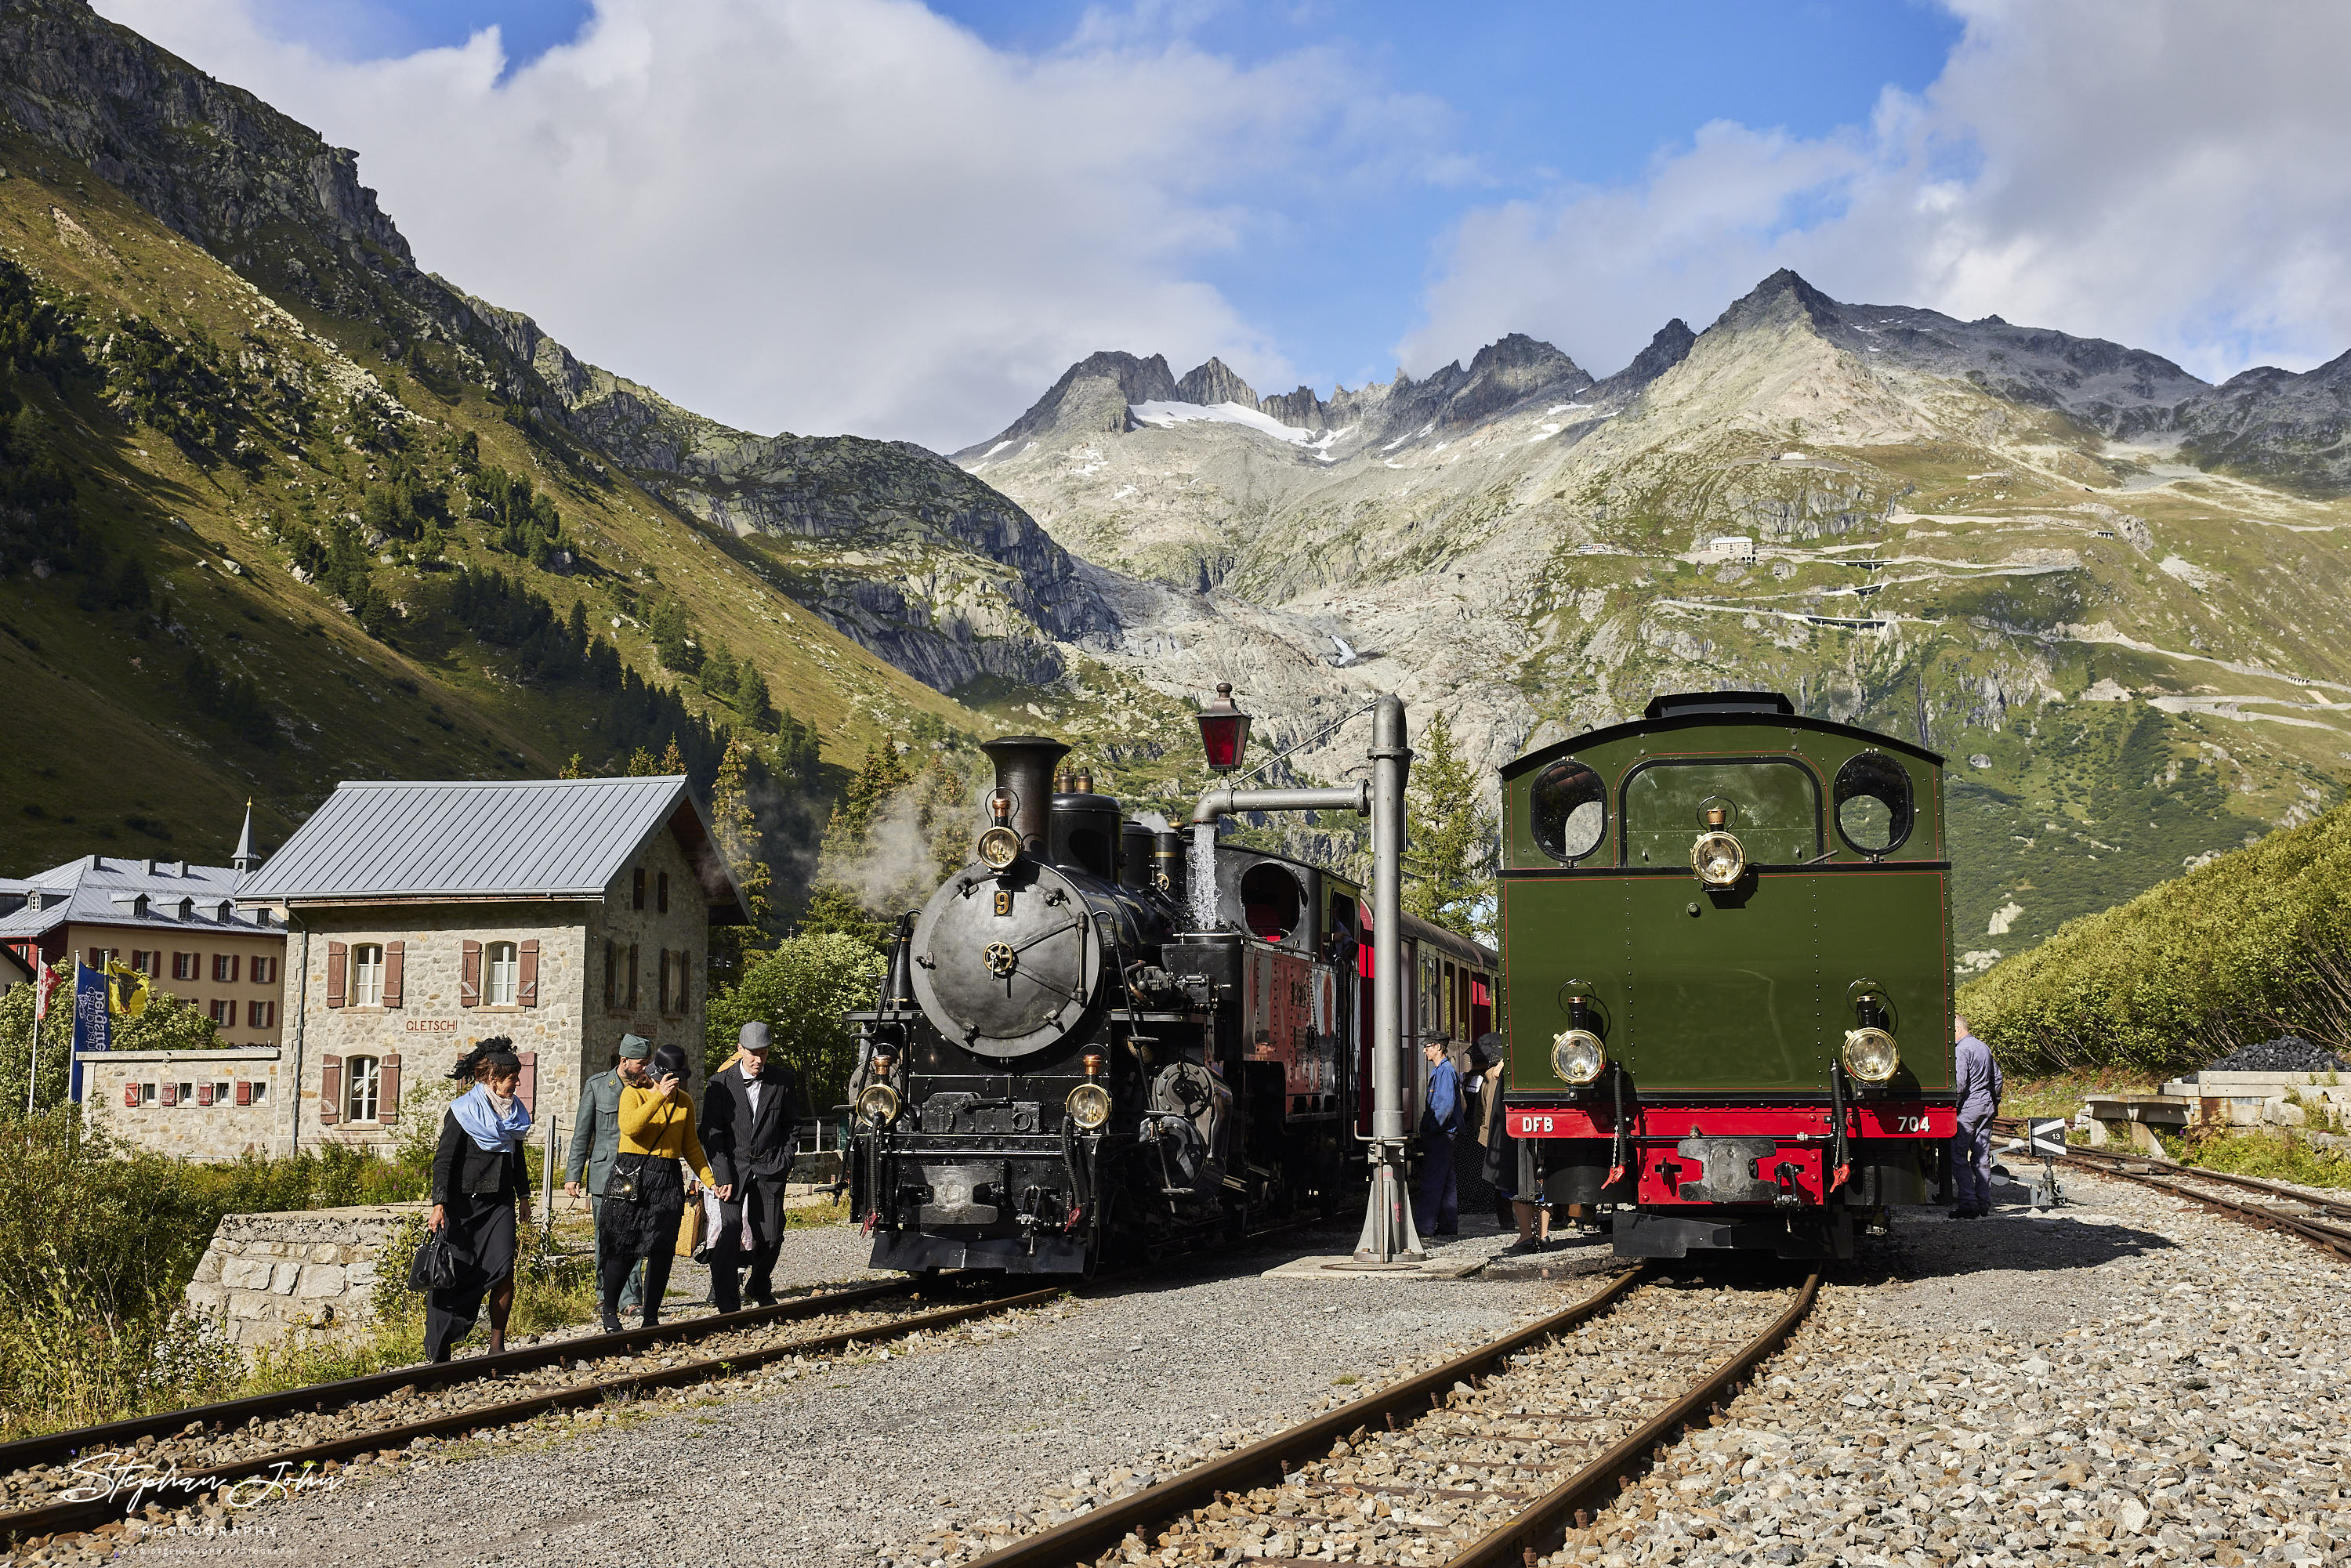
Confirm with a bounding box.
[182,1204,426,1358]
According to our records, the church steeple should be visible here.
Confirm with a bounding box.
[231,800,259,874]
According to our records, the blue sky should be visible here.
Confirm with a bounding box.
[239,1,1962,393]
[101,0,2351,447]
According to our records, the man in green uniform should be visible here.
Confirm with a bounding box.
[565,1032,652,1320]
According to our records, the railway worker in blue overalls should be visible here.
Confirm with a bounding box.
[1417,1034,1463,1237]
[1951,1015,2005,1219]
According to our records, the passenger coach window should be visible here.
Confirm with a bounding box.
[1621,760,1820,866]
[1531,759,1607,864]
[1833,751,1914,856]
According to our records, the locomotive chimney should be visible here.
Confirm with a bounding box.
[982,736,1071,856]
[882,913,918,1011]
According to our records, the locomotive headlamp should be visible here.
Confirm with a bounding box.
[1066,1081,1113,1130]
[1690,830,1747,887]
[1842,1027,1900,1084]
[1551,1027,1607,1085]
[976,825,1021,871]
[976,792,1022,870]
[857,1082,904,1124]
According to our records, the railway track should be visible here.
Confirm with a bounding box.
[0,1275,1060,1550]
[955,1264,1819,1568]
[1994,1118,2351,1262]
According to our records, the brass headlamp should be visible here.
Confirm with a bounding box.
[1691,805,1746,887]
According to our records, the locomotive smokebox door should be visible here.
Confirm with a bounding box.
[912,861,1105,1058]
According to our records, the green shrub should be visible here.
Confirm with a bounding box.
[1961,802,2351,1075]
[704,932,886,1110]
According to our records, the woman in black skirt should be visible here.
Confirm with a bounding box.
[599,1043,722,1331]
[426,1040,532,1362]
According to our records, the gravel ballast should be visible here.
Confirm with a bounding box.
[35,1169,2351,1568]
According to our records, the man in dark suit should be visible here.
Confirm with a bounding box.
[702,1020,801,1312]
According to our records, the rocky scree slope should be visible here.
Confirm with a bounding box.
[960,268,2351,961]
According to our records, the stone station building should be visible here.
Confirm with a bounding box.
[236,776,744,1157]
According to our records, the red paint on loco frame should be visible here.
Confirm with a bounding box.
[1506,1103,1954,1140]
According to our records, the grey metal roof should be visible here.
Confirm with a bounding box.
[0,857,271,941]
[234,777,746,922]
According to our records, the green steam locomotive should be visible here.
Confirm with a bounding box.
[1498,691,1954,1259]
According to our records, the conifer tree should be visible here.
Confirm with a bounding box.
[657,735,686,776]
[709,739,775,987]
[1403,712,1497,943]
[799,737,918,953]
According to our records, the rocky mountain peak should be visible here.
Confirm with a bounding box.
[1713,267,1845,336]
[1590,318,1697,400]
[1176,357,1259,410]
[954,350,1183,459]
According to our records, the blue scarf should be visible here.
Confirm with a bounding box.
[451,1082,531,1153]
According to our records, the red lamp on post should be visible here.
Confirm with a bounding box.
[1196,683,1252,773]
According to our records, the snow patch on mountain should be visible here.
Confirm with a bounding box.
[1130,400,1318,445]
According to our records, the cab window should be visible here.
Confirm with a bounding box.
[1530,758,1608,864]
[1833,750,1914,856]
[1621,759,1820,867]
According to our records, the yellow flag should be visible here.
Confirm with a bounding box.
[104,961,150,1018]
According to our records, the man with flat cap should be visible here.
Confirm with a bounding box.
[702,1020,801,1312]
[567,1032,654,1320]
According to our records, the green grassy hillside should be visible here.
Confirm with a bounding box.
[1958,799,2351,1074]
[0,128,975,893]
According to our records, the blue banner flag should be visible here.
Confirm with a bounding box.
[71,961,110,1103]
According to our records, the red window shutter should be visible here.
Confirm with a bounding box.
[228,954,241,983]
[197,1084,213,1106]
[516,1050,537,1115]
[320,1056,342,1125]
[382,940,404,1008]
[161,1082,177,1106]
[325,942,347,1009]
[460,940,481,1008]
[518,939,539,1008]
[380,1053,401,1123]
[235,1081,252,1107]
[124,1082,139,1108]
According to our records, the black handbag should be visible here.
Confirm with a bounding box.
[603,1153,650,1204]
[408,1226,463,1293]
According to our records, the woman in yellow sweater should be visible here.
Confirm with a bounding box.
[597,1044,727,1331]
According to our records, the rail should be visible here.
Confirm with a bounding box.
[963,1264,1820,1568]
[1996,1119,2351,1263]
[0,1279,1050,1546]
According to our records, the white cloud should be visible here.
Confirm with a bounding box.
[1400,0,2351,386]
[93,0,1442,450]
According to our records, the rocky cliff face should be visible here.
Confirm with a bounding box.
[0,0,410,269]
[458,295,1115,687]
[2176,350,2351,494]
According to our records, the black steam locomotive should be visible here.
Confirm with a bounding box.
[842,735,1488,1276]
